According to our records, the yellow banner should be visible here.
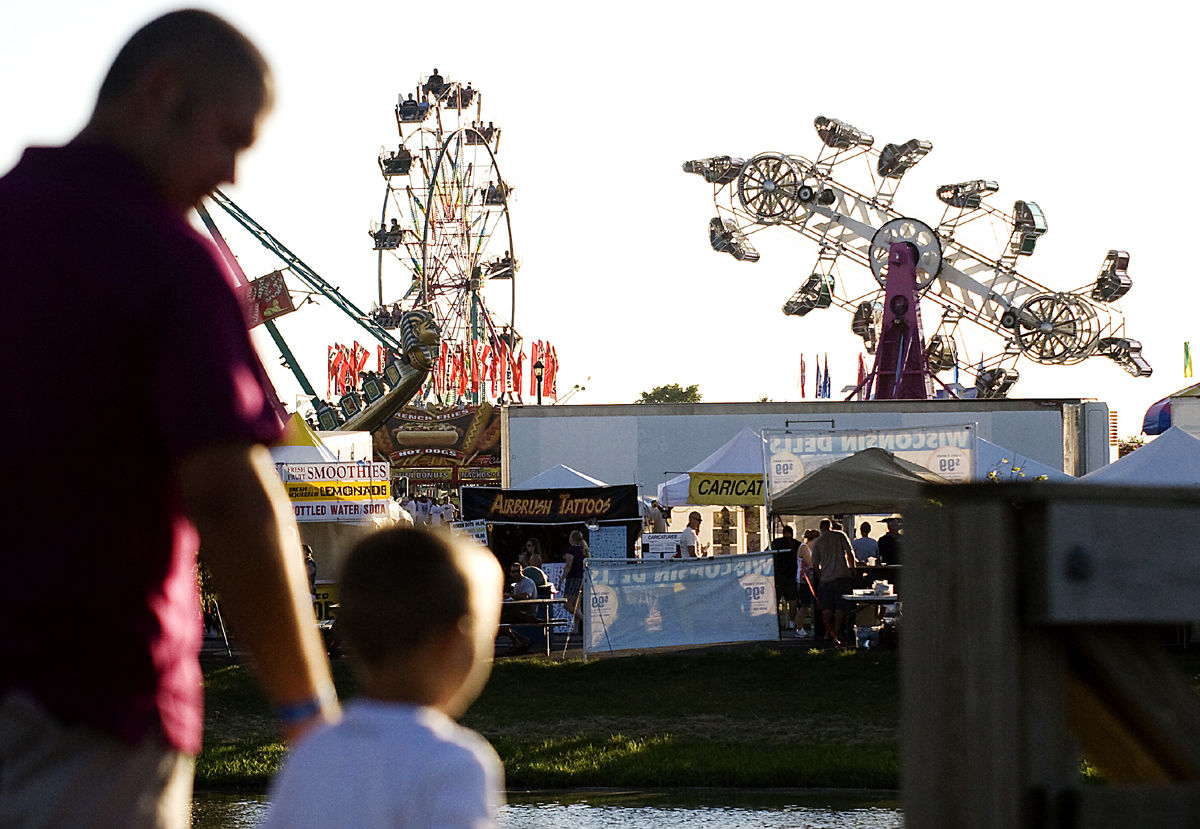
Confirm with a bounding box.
[688,473,763,505]
[283,481,390,502]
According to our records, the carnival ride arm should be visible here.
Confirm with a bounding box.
[181,441,340,742]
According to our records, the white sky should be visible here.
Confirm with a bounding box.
[4,1,1195,439]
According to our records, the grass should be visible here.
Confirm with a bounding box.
[197,646,900,791]
[197,647,1200,792]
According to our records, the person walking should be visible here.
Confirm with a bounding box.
[0,12,338,827]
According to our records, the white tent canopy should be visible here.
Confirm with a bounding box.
[975,436,1072,481]
[657,427,765,507]
[269,413,338,464]
[512,464,609,489]
[1080,427,1200,485]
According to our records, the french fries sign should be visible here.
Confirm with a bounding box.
[276,462,391,522]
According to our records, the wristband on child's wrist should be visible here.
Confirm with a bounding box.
[275,688,336,726]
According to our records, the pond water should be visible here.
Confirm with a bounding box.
[191,789,903,828]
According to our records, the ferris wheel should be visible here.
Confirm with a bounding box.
[685,116,1151,398]
[370,70,518,403]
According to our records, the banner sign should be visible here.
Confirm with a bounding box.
[240,269,295,328]
[451,519,490,546]
[761,424,976,503]
[641,533,681,559]
[687,472,763,506]
[460,484,641,525]
[588,526,628,560]
[276,461,391,522]
[374,402,501,486]
[583,553,778,654]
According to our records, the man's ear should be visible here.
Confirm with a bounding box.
[133,62,186,115]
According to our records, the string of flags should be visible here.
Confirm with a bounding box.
[327,339,559,402]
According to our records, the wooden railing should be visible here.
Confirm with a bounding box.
[903,483,1200,828]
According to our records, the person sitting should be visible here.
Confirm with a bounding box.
[425,68,444,95]
[520,540,552,597]
[507,561,536,601]
[498,562,537,654]
[384,146,411,174]
[262,527,504,827]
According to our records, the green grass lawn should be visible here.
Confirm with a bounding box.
[197,646,900,791]
[197,646,1200,792]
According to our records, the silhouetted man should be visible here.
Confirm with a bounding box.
[0,11,338,827]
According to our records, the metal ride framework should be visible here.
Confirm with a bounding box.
[372,69,518,404]
[685,116,1151,399]
[204,190,402,414]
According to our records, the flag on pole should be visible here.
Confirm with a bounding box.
[857,353,866,392]
[814,358,823,399]
[799,354,806,397]
[822,353,831,398]
[1186,342,1193,378]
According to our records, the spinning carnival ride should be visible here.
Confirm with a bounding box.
[685,116,1152,399]
[371,70,521,404]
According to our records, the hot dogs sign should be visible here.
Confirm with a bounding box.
[373,401,502,485]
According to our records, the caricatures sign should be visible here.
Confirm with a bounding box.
[641,533,681,559]
[686,472,763,506]
[583,553,778,654]
[761,423,976,503]
[374,402,502,486]
[276,461,392,522]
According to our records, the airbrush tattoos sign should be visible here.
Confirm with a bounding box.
[460,485,640,525]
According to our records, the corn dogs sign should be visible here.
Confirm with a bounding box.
[276,461,391,522]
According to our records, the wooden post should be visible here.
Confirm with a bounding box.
[902,483,1200,828]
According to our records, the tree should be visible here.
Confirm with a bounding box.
[635,383,702,404]
[1117,434,1145,458]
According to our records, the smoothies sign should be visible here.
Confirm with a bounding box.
[761,423,975,501]
[276,461,391,522]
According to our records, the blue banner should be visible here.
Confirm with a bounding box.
[584,553,778,653]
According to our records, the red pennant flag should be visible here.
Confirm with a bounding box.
[529,341,541,397]
[513,348,525,401]
[545,343,558,399]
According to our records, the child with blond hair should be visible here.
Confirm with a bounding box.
[263,527,504,828]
